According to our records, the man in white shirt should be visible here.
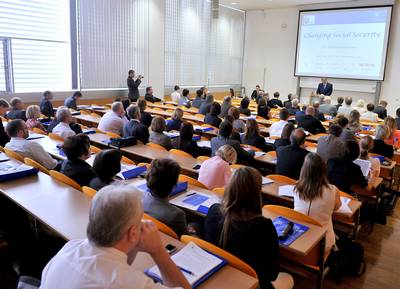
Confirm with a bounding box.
[53,108,76,139]
[40,185,190,289]
[337,96,353,118]
[269,108,290,138]
[5,119,58,170]
[361,103,379,122]
[170,85,180,104]
[98,102,129,135]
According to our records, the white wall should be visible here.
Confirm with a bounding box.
[243,1,400,115]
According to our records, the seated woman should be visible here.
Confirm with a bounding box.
[143,159,188,236]
[340,111,359,142]
[228,106,245,134]
[383,116,400,148]
[294,153,341,253]
[274,123,295,149]
[241,119,272,152]
[61,134,96,187]
[238,97,251,116]
[149,116,172,150]
[257,98,270,120]
[171,122,210,158]
[25,105,46,131]
[137,99,152,128]
[89,149,122,191]
[220,96,233,118]
[204,102,222,128]
[359,136,381,182]
[327,140,368,194]
[205,167,294,289]
[198,144,237,190]
[372,125,394,159]
[166,108,184,132]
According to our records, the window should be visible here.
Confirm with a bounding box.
[77,0,149,89]
[0,0,71,92]
[0,40,5,91]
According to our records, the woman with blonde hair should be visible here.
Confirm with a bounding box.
[166,108,184,132]
[149,116,172,150]
[198,144,237,189]
[25,105,46,131]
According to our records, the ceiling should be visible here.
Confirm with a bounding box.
[219,0,354,11]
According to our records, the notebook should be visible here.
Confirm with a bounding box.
[262,177,274,185]
[278,185,295,197]
[197,140,211,148]
[170,190,221,214]
[254,151,265,158]
[146,242,227,288]
[353,159,371,177]
[0,152,10,162]
[272,216,309,246]
[0,163,39,182]
[116,165,147,180]
[336,197,352,215]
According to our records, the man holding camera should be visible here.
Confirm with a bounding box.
[127,70,143,102]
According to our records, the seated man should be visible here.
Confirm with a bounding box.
[5,119,58,170]
[318,96,337,116]
[288,98,300,115]
[373,100,388,120]
[0,99,10,146]
[276,128,309,180]
[40,184,190,289]
[64,91,83,110]
[98,102,128,135]
[312,102,325,121]
[268,92,283,108]
[337,96,353,118]
[60,134,96,187]
[144,86,162,103]
[316,124,345,162]
[269,108,289,138]
[361,103,379,123]
[123,105,149,144]
[7,97,26,121]
[296,106,326,135]
[143,159,188,237]
[53,108,76,139]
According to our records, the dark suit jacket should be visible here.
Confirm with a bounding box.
[192,97,203,109]
[166,119,182,132]
[0,121,10,147]
[40,98,54,118]
[123,120,149,144]
[316,82,333,96]
[284,100,292,109]
[241,135,273,152]
[251,90,259,100]
[314,110,325,121]
[296,115,326,135]
[396,117,400,130]
[89,177,113,191]
[327,158,368,193]
[268,99,283,108]
[144,94,161,103]
[211,136,254,165]
[204,114,222,128]
[140,111,152,128]
[127,77,141,101]
[61,159,96,187]
[373,106,387,120]
[288,107,300,115]
[7,109,26,121]
[257,105,270,119]
[276,144,308,180]
[274,138,290,149]
[239,107,251,116]
[372,139,394,159]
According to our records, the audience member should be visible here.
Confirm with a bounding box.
[220,96,233,118]
[204,102,222,128]
[205,167,294,289]
[257,98,270,119]
[192,89,204,109]
[123,105,149,144]
[149,117,172,150]
[396,108,400,130]
[166,108,184,131]
[171,122,209,158]
[98,102,128,135]
[238,97,251,116]
[296,106,326,135]
[251,85,261,100]
[335,96,344,110]
[170,85,180,104]
[372,125,394,158]
[318,96,337,116]
[64,91,82,110]
[373,100,388,119]
[312,102,325,121]
[7,97,26,121]
[53,108,76,139]
[269,108,289,138]
[361,103,379,122]
[316,124,345,162]
[137,99,152,128]
[241,119,273,152]
[288,99,300,115]
[268,92,283,108]
[383,116,400,148]
[274,123,295,149]
[353,99,366,114]
[178,88,191,107]
[25,105,46,131]
[283,93,294,109]
[228,107,245,133]
[337,96,353,117]
[40,90,55,118]
[359,136,381,182]
[198,94,214,115]
[144,86,161,103]
[90,149,122,191]
[47,106,82,134]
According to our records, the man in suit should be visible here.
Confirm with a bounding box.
[127,69,143,102]
[296,106,326,135]
[312,102,325,121]
[316,78,333,96]
[276,128,309,179]
[40,90,55,118]
[268,92,283,108]
[123,105,149,144]
[144,86,162,103]
[251,85,261,100]
[64,91,82,110]
[373,100,388,120]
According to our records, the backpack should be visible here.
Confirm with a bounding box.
[328,234,366,283]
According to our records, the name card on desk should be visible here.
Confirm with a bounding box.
[170,190,221,214]
[27,133,45,140]
[135,179,188,197]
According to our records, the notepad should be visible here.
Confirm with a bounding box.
[27,133,45,140]
[265,138,276,144]
[262,177,274,185]
[116,165,147,180]
[82,129,97,135]
[197,140,211,148]
[336,197,352,214]
[170,190,221,214]
[146,242,226,288]
[272,216,309,246]
[254,151,265,157]
[164,131,180,139]
[278,185,295,197]
[353,158,371,177]
[0,152,10,162]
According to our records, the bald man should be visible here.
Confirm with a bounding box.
[296,106,326,135]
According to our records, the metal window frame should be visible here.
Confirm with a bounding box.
[0,37,13,93]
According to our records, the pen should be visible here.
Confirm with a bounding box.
[178,266,195,276]
[186,192,196,197]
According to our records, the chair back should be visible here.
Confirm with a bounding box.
[82,186,97,198]
[90,145,102,154]
[137,162,151,169]
[146,142,168,151]
[24,157,49,174]
[106,132,121,138]
[241,144,262,152]
[266,151,277,158]
[49,170,82,191]
[263,205,322,226]
[212,187,225,197]
[143,213,178,239]
[180,235,258,278]
[4,148,25,162]
[170,149,193,158]
[32,128,47,135]
[267,174,296,185]
[48,133,64,141]
[121,156,135,165]
[178,174,208,189]
[197,156,210,162]
[0,145,4,153]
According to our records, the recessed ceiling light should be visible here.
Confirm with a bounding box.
[231,2,238,5]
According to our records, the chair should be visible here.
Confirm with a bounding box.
[180,235,258,278]
[143,213,178,239]
[197,156,210,162]
[91,112,101,118]
[24,158,49,174]
[146,142,168,151]
[241,144,262,152]
[266,151,277,158]
[266,174,297,185]
[49,170,82,191]
[106,132,121,138]
[48,133,64,141]
[0,145,4,153]
[0,116,7,123]
[178,174,208,189]
[212,187,225,197]
[137,162,151,169]
[90,145,102,154]
[170,149,193,158]
[4,148,25,162]
[195,114,204,119]
[32,128,47,135]
[82,186,97,198]
[121,156,135,165]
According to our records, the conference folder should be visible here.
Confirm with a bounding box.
[169,190,221,215]
[194,125,213,132]
[145,241,227,288]
[116,165,147,180]
[135,179,188,197]
[0,163,39,182]
[272,216,309,246]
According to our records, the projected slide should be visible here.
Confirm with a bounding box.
[295,7,392,80]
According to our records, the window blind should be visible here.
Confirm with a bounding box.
[77,0,149,89]
[0,0,71,92]
[0,41,5,91]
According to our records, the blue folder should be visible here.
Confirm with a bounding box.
[192,135,201,141]
[119,166,147,179]
[272,216,309,246]
[0,165,39,182]
[195,126,213,132]
[138,181,188,197]
[82,129,97,134]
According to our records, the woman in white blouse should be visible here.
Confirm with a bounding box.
[294,153,341,253]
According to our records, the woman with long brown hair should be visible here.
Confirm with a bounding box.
[241,118,272,152]
[294,153,341,253]
[205,167,294,289]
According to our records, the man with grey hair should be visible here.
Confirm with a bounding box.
[98,101,128,135]
[288,98,300,115]
[40,185,191,289]
[52,107,76,138]
[319,96,337,116]
[296,106,326,135]
[123,104,149,143]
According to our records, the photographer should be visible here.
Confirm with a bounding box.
[127,69,143,102]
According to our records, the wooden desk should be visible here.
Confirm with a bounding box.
[74,114,101,127]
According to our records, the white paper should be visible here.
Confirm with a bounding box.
[170,190,221,212]
[278,185,295,197]
[265,138,276,144]
[147,242,224,286]
[197,140,211,148]
[27,133,45,140]
[254,151,265,157]
[164,131,180,138]
[336,197,352,214]
[262,177,274,185]
[353,159,371,178]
